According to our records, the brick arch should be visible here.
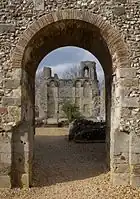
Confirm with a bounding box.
[12,9,129,70]
[10,9,132,188]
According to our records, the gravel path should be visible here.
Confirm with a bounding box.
[0,128,140,199]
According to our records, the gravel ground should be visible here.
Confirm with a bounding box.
[0,128,140,199]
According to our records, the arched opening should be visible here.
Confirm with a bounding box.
[83,67,89,78]
[11,10,129,187]
[34,46,106,186]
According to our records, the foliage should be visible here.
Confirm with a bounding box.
[62,100,83,123]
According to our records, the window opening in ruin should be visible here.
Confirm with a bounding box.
[83,66,89,78]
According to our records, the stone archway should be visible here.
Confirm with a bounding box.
[8,9,135,188]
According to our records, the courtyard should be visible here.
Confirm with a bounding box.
[0,128,140,199]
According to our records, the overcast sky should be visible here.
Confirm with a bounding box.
[37,46,104,83]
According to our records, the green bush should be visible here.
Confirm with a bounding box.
[62,101,83,123]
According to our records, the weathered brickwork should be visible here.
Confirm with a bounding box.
[0,0,140,188]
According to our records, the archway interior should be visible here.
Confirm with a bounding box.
[21,19,113,185]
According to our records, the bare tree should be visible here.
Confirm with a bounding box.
[62,64,80,79]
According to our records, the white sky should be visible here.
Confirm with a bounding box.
[37,46,104,83]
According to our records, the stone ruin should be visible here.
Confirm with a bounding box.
[35,61,105,125]
[0,0,140,188]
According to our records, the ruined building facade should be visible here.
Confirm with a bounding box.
[36,61,101,123]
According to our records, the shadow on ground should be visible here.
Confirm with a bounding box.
[32,129,108,187]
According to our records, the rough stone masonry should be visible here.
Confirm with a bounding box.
[35,61,101,123]
[0,0,140,188]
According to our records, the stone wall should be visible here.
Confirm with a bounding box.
[100,80,105,121]
[36,61,100,123]
[0,0,140,188]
